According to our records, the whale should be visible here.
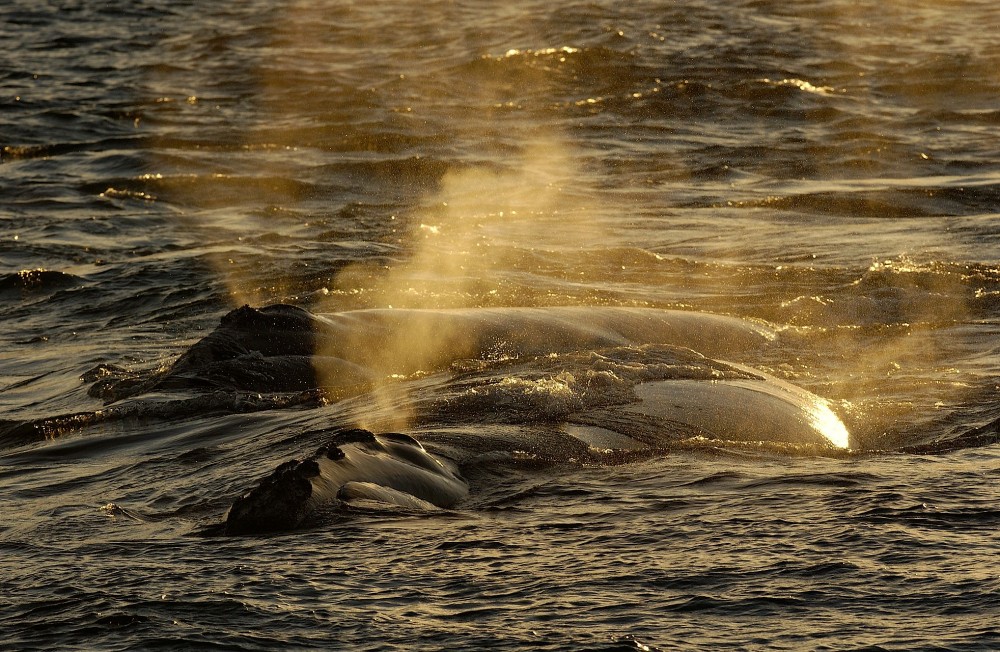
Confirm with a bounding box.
[107,304,853,535]
[223,367,850,535]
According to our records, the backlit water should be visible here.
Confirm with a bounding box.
[3,1,1000,649]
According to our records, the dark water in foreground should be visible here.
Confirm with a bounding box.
[3,0,1000,649]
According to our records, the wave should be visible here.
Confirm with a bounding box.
[0,269,83,295]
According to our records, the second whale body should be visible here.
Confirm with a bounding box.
[91,304,778,401]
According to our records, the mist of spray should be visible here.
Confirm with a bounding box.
[316,133,607,431]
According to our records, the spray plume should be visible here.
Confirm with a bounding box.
[316,132,607,431]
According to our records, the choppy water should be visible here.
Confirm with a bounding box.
[4,0,1000,649]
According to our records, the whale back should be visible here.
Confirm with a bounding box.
[313,306,776,375]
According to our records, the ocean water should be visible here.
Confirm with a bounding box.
[3,0,1000,649]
